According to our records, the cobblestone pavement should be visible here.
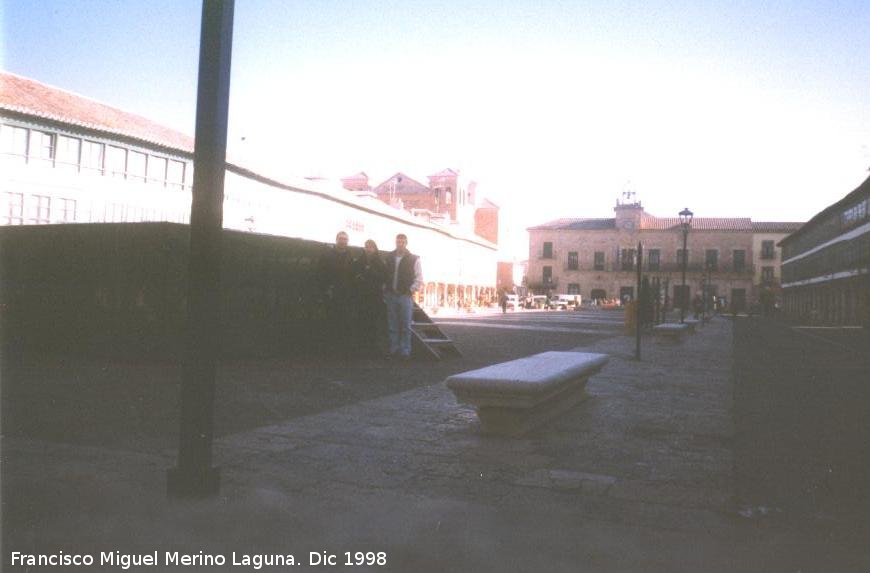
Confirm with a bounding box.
[3,312,869,572]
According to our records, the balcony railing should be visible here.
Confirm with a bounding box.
[528,279,558,290]
[647,262,754,274]
[717,264,754,274]
[546,262,755,274]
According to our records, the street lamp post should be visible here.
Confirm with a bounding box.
[663,277,670,321]
[679,207,693,323]
[702,263,711,323]
[700,265,707,323]
[167,0,235,499]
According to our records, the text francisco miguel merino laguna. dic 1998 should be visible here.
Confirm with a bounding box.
[11,550,389,568]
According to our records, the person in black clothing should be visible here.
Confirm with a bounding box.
[353,239,388,357]
[317,231,357,355]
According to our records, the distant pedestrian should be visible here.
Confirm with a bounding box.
[499,291,508,314]
[692,293,703,319]
[353,239,388,357]
[384,234,423,360]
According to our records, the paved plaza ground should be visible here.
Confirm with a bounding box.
[2,309,869,572]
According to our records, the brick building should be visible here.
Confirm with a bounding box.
[496,261,514,293]
[473,198,499,244]
[780,175,870,326]
[356,169,498,244]
[527,197,801,312]
[751,222,804,311]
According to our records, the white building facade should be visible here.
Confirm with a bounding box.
[0,72,497,310]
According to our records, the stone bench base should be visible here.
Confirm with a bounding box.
[445,351,609,436]
[653,323,690,341]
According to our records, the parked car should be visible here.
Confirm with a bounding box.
[548,294,582,310]
[505,294,519,310]
[525,295,548,309]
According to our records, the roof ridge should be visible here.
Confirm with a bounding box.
[1,72,172,128]
[1,71,194,153]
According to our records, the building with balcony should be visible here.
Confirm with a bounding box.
[750,222,803,310]
[527,197,802,312]
[780,175,870,326]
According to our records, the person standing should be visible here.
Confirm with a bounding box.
[317,231,356,356]
[353,239,388,357]
[691,293,703,320]
[384,233,423,360]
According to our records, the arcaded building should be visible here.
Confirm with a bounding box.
[0,72,498,310]
[527,197,801,312]
[780,175,870,326]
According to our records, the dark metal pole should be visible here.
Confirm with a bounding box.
[655,277,662,324]
[635,242,642,361]
[680,226,688,323]
[167,0,235,498]
[701,265,708,323]
[663,277,670,321]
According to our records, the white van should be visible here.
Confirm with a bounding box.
[526,295,548,309]
[549,294,582,310]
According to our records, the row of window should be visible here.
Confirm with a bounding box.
[782,194,870,259]
[782,232,870,284]
[0,123,190,189]
[4,192,76,224]
[842,199,868,227]
[541,264,776,286]
[2,191,190,226]
[551,245,751,272]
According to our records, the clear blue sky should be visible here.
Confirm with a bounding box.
[3,0,869,255]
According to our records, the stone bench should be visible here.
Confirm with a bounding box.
[445,351,609,436]
[653,323,690,340]
[682,319,699,332]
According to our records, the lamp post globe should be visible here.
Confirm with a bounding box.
[679,208,694,227]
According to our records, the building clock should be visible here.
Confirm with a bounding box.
[622,220,635,230]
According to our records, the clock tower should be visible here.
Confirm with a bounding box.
[614,191,644,231]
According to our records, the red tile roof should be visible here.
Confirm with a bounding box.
[530,214,802,232]
[750,222,803,233]
[528,218,616,231]
[0,72,194,153]
[371,172,431,194]
[641,216,753,231]
[341,171,369,180]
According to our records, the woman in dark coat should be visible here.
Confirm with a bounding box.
[353,239,388,357]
